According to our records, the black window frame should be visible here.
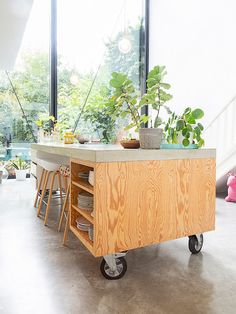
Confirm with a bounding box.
[49,0,150,122]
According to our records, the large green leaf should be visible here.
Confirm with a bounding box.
[186,115,196,124]
[160,83,171,89]
[182,138,190,146]
[176,119,185,131]
[154,116,162,128]
[194,126,201,135]
[197,122,204,131]
[198,138,205,148]
[110,72,128,88]
[182,128,188,136]
[183,107,191,115]
[192,108,204,119]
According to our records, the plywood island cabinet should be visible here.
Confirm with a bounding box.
[31,143,216,279]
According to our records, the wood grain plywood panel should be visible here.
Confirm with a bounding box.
[94,158,215,256]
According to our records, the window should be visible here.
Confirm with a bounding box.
[0,0,50,161]
[57,0,145,142]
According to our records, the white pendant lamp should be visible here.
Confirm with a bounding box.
[70,74,79,85]
[118,0,131,54]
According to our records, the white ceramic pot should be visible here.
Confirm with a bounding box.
[15,169,27,181]
[139,128,163,149]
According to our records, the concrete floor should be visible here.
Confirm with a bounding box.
[0,179,236,314]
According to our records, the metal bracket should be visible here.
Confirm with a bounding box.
[195,233,202,243]
[104,252,128,272]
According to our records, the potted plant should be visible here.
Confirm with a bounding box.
[139,65,172,149]
[8,156,29,181]
[107,72,149,148]
[108,66,172,149]
[120,134,140,149]
[83,103,117,144]
[163,107,205,148]
[35,114,56,142]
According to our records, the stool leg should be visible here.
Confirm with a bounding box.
[58,173,63,206]
[34,169,45,208]
[63,201,71,245]
[37,170,50,217]
[58,179,70,232]
[44,172,57,226]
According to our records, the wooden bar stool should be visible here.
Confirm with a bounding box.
[34,167,46,208]
[35,159,63,226]
[58,165,71,245]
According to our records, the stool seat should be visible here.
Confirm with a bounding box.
[37,158,60,172]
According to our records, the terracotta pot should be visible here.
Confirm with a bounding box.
[120,139,140,149]
[7,168,16,176]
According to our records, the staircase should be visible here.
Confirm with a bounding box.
[204,95,236,192]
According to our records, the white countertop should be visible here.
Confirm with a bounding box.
[31,142,216,163]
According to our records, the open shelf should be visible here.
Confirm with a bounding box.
[72,205,94,224]
[70,159,95,256]
[70,225,94,254]
[72,180,94,195]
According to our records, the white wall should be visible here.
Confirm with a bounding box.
[0,0,33,70]
[149,0,236,125]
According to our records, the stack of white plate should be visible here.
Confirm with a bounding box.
[78,191,93,211]
[76,216,92,232]
[88,226,94,241]
[88,170,94,186]
[78,172,89,181]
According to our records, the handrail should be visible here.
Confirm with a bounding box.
[205,94,236,131]
[203,93,236,181]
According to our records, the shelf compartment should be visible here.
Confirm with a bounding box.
[70,225,94,254]
[72,204,94,224]
[72,180,94,195]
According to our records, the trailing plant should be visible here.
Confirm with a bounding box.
[140,65,172,127]
[108,72,149,132]
[164,107,205,147]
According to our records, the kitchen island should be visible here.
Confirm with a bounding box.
[31,143,216,279]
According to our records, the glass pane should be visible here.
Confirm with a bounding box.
[57,0,144,143]
[0,0,49,164]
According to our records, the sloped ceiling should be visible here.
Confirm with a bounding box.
[0,0,33,70]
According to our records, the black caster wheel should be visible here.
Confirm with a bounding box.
[100,257,127,280]
[188,234,203,254]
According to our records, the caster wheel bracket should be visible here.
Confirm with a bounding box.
[188,233,204,254]
[101,252,128,280]
[104,252,128,272]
